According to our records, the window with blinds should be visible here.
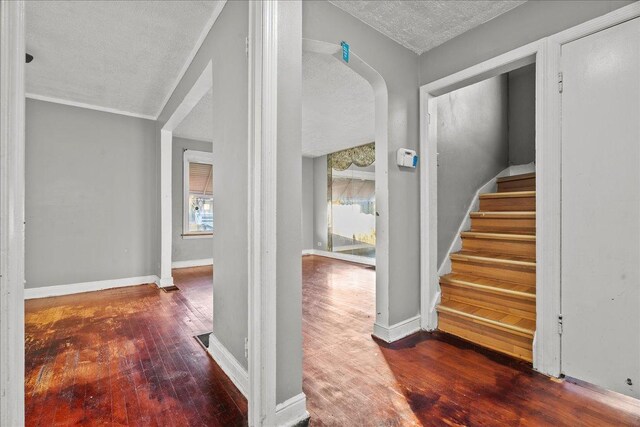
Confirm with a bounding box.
[183,150,214,235]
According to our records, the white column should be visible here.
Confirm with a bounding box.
[158,129,174,287]
[0,1,26,425]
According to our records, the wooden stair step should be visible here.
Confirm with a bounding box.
[437,300,534,362]
[497,172,536,192]
[461,231,535,258]
[450,251,535,285]
[480,191,536,212]
[470,211,535,234]
[441,273,535,298]
[440,273,536,320]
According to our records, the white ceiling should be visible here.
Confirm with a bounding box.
[25,1,221,118]
[328,1,526,55]
[174,88,213,142]
[302,51,375,158]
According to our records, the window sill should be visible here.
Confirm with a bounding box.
[182,233,213,240]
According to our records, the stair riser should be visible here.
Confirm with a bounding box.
[438,312,533,362]
[462,237,535,258]
[440,286,536,321]
[498,177,536,193]
[480,197,536,212]
[470,217,535,234]
[451,260,535,286]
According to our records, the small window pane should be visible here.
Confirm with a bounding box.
[188,162,213,232]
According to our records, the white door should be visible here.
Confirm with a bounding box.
[561,17,640,398]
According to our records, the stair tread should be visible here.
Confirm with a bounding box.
[451,250,536,266]
[461,231,536,241]
[441,273,536,297]
[470,211,536,218]
[480,190,536,199]
[437,300,535,336]
[496,172,536,183]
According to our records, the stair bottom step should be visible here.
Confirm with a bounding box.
[437,309,533,363]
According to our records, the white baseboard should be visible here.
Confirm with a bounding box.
[171,258,213,269]
[155,276,174,288]
[205,332,249,398]
[372,315,421,343]
[301,249,375,267]
[24,275,159,299]
[275,392,309,426]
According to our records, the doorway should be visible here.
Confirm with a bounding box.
[559,16,640,398]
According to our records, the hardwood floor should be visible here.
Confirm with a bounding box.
[302,255,640,426]
[25,266,246,426]
[26,258,639,426]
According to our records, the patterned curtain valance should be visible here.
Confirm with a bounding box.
[328,142,375,171]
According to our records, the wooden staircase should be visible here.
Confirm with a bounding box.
[437,172,536,362]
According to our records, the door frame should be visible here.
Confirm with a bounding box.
[159,61,213,287]
[419,40,559,374]
[419,1,640,378]
[547,3,640,377]
[0,1,25,424]
[301,38,392,340]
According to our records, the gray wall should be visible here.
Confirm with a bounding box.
[172,137,213,263]
[419,1,634,85]
[276,0,303,405]
[157,1,249,371]
[301,156,315,250]
[508,63,536,165]
[437,75,509,266]
[304,0,421,325]
[25,98,158,288]
[313,155,328,251]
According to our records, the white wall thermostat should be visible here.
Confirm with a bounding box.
[396,148,418,168]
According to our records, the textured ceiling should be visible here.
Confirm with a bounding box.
[26,1,220,118]
[328,1,526,54]
[302,51,374,158]
[174,89,213,142]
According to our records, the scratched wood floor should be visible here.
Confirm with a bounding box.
[25,266,246,427]
[26,258,640,426]
[301,255,640,426]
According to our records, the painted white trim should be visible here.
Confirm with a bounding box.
[302,38,391,343]
[274,393,309,427]
[373,315,421,343]
[206,332,249,398]
[258,2,279,424]
[182,149,214,236]
[0,2,25,424]
[25,93,156,121]
[181,233,213,240]
[172,258,213,269]
[155,0,227,118]
[24,275,158,300]
[247,2,262,424]
[301,249,375,267]
[419,40,547,358]
[159,129,174,288]
[538,1,640,378]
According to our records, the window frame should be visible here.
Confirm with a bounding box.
[183,149,214,238]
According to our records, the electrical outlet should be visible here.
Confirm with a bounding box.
[317,242,321,247]
[244,337,248,359]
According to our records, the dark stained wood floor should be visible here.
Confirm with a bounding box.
[25,266,246,426]
[301,255,640,426]
[26,258,640,426]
